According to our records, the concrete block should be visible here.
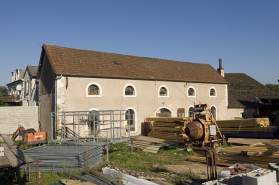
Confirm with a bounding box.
[0,147,4,156]
[269,163,279,182]
[201,180,218,185]
[242,169,277,185]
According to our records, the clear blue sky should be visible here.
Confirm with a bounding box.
[0,0,278,86]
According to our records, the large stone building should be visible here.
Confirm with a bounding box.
[37,44,232,137]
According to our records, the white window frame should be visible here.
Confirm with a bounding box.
[210,105,217,120]
[124,107,137,133]
[123,83,137,97]
[154,107,173,117]
[187,105,194,117]
[86,82,102,98]
[158,85,169,97]
[187,86,196,97]
[209,87,217,97]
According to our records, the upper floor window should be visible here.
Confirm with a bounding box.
[88,85,99,95]
[210,88,216,97]
[86,82,102,97]
[187,86,196,97]
[125,86,135,95]
[158,85,169,97]
[123,84,136,97]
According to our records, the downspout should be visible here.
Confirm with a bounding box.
[54,76,57,140]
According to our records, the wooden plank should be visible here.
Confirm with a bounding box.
[220,126,276,132]
[1,144,22,167]
[1,134,18,149]
[146,117,193,122]
[217,118,270,127]
[152,122,185,127]
[150,126,182,132]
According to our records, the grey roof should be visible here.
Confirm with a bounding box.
[26,66,38,77]
[225,73,279,108]
[17,69,25,79]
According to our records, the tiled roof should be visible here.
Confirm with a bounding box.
[42,44,228,84]
[225,73,279,108]
[26,66,38,77]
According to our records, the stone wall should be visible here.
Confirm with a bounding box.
[0,106,38,135]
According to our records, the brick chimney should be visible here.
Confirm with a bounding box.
[217,58,224,77]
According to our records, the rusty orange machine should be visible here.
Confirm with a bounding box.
[12,125,47,146]
[184,103,225,147]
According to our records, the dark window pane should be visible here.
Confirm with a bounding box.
[88,85,99,95]
[125,86,134,95]
[159,87,168,96]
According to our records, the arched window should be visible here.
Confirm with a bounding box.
[188,107,194,117]
[156,108,172,117]
[210,88,216,97]
[123,84,136,97]
[211,106,217,120]
[125,86,135,95]
[88,84,99,95]
[86,82,102,97]
[187,87,195,97]
[158,85,169,97]
[125,109,135,131]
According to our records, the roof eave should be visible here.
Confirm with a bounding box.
[55,73,229,84]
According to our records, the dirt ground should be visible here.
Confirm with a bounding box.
[163,161,223,180]
[228,138,272,145]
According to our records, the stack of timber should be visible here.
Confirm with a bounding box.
[217,118,276,133]
[146,117,192,144]
[186,140,279,169]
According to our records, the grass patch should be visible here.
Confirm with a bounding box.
[106,143,196,184]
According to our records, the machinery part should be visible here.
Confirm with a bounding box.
[185,121,204,140]
[12,125,47,146]
[193,147,217,181]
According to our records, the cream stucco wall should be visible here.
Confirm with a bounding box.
[55,76,231,135]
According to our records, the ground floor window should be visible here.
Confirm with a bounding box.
[125,109,135,131]
[156,108,172,117]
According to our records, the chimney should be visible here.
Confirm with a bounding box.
[217,58,225,77]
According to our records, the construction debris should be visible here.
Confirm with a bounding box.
[222,164,253,175]
[203,169,277,185]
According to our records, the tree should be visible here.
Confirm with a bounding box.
[266,84,279,94]
[0,86,8,106]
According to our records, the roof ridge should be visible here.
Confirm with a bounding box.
[43,44,208,66]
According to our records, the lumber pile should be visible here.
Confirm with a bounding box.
[217,118,276,133]
[146,117,192,144]
[217,140,279,168]
[186,140,279,169]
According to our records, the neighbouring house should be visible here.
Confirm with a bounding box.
[38,44,230,138]
[22,66,39,106]
[225,73,279,125]
[3,69,25,105]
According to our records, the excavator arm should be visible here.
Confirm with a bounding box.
[12,126,26,140]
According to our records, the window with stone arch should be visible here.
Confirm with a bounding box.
[187,86,196,97]
[209,87,217,97]
[158,85,169,97]
[123,84,136,97]
[86,82,102,97]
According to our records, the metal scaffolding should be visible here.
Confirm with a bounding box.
[51,110,132,144]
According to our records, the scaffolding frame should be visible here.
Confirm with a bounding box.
[50,110,133,144]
